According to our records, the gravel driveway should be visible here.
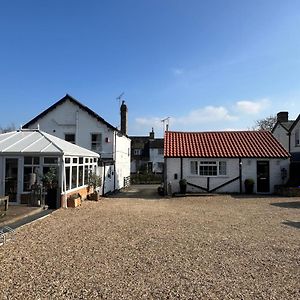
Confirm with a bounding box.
[0,193,299,299]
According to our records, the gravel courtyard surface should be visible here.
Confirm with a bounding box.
[0,195,299,299]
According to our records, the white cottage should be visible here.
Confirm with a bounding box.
[272,111,300,186]
[272,111,300,161]
[23,94,131,194]
[164,131,290,194]
[0,129,99,208]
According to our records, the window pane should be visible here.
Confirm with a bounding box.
[190,161,198,175]
[24,157,32,164]
[200,165,217,176]
[91,134,102,151]
[65,157,70,164]
[79,166,83,186]
[44,157,58,164]
[84,166,89,184]
[33,157,40,165]
[23,167,33,191]
[72,166,77,189]
[219,161,227,175]
[72,157,78,164]
[79,157,83,164]
[65,167,70,190]
[65,134,75,144]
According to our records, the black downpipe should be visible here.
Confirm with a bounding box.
[239,158,242,193]
[180,158,183,179]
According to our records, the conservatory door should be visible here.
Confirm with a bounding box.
[4,158,19,202]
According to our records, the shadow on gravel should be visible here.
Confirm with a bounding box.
[282,220,300,229]
[0,209,54,231]
[230,194,282,199]
[108,184,162,200]
[271,201,300,209]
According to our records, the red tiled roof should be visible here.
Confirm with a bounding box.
[164,131,290,158]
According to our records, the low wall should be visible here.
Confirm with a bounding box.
[60,186,93,208]
[274,185,300,197]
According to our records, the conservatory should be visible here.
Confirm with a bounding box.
[0,129,99,208]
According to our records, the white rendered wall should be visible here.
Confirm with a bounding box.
[103,164,114,194]
[26,100,114,158]
[290,121,300,154]
[149,148,164,173]
[166,157,290,194]
[26,99,131,192]
[115,133,131,189]
[272,124,289,151]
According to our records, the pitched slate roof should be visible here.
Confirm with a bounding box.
[23,94,123,135]
[164,131,290,158]
[0,129,99,157]
[272,120,295,133]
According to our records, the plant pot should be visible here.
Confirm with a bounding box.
[67,197,82,208]
[88,191,100,201]
[46,188,58,209]
[179,183,187,194]
[245,184,254,194]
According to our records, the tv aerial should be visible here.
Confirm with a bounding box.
[161,117,170,132]
[116,92,125,107]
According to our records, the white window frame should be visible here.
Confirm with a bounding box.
[91,133,102,152]
[190,160,227,177]
[134,149,141,155]
[23,156,40,192]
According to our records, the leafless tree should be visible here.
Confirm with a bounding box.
[252,115,277,131]
[0,123,16,133]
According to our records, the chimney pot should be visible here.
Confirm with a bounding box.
[277,111,288,123]
[149,128,155,139]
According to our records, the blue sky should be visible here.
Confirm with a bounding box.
[1,0,300,137]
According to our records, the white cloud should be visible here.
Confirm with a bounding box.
[133,105,237,135]
[172,68,184,75]
[135,116,162,127]
[175,106,237,125]
[235,98,270,114]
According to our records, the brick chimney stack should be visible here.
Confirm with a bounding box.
[120,100,128,135]
[149,128,155,139]
[277,111,288,123]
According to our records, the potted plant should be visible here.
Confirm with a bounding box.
[87,171,102,201]
[179,179,187,194]
[244,178,255,194]
[67,193,82,208]
[157,183,164,196]
[42,167,58,209]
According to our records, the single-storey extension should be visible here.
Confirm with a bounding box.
[0,129,99,208]
[164,130,290,194]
